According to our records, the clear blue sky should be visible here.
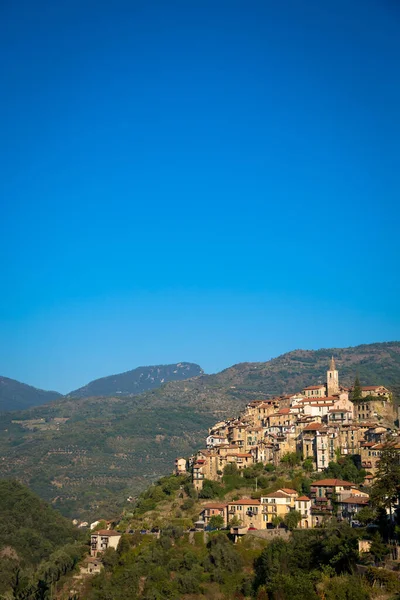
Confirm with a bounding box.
[1,0,399,393]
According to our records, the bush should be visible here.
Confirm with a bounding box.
[181,498,195,511]
[198,479,224,499]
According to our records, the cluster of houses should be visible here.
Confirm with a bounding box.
[198,479,370,531]
[175,358,400,530]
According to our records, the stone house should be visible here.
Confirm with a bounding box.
[90,530,121,557]
[260,488,298,527]
[200,503,228,527]
[174,457,187,475]
[80,557,103,575]
[294,495,312,528]
[227,499,262,529]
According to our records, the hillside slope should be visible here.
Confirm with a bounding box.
[0,479,83,595]
[0,342,398,520]
[0,376,62,412]
[68,362,204,397]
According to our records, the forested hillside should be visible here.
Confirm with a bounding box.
[0,480,85,597]
[0,376,62,412]
[0,342,398,520]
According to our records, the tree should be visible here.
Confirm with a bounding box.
[371,444,400,520]
[229,515,241,528]
[209,515,224,530]
[281,452,301,467]
[369,534,390,565]
[198,479,224,499]
[303,458,314,473]
[284,510,301,531]
[271,516,283,529]
[356,506,376,526]
[207,534,242,573]
[352,375,363,401]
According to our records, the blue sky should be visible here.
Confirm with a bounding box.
[1,0,399,393]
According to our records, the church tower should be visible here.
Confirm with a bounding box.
[327,356,339,396]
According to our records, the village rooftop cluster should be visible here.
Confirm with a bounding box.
[175,358,399,531]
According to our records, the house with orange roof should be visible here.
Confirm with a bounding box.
[227,498,262,529]
[260,488,298,526]
[295,495,312,528]
[199,502,228,527]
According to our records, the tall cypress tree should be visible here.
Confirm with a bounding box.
[352,375,362,401]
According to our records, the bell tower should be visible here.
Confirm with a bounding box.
[327,356,339,396]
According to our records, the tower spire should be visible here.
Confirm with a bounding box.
[330,356,336,371]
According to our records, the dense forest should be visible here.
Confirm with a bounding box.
[0,481,86,598]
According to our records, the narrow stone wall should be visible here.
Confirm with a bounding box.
[247,529,291,540]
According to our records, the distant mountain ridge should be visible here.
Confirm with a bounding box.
[0,341,398,520]
[0,376,62,412]
[67,362,204,398]
[0,363,204,412]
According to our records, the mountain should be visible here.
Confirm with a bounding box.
[0,363,204,413]
[0,342,398,520]
[68,362,204,397]
[0,376,62,412]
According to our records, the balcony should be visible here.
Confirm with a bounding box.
[311,504,333,514]
[262,506,277,514]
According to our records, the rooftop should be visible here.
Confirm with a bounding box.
[312,479,356,488]
[228,498,261,505]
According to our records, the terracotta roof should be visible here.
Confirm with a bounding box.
[361,386,382,391]
[263,491,291,499]
[312,479,356,487]
[232,453,253,457]
[202,503,228,509]
[95,530,121,536]
[340,497,369,505]
[303,423,323,431]
[280,488,297,495]
[228,498,261,505]
[364,475,374,479]
[329,409,351,413]
[296,496,311,501]
[277,408,291,415]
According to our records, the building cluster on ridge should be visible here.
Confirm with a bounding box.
[175,358,399,531]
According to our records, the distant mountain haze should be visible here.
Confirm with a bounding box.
[0,376,62,412]
[67,362,204,398]
[0,363,204,412]
[0,341,398,520]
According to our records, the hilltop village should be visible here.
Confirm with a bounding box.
[175,358,399,531]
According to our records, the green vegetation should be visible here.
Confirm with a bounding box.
[351,374,363,401]
[0,480,86,598]
[80,521,400,600]
[0,341,398,519]
[68,362,203,398]
[0,376,61,412]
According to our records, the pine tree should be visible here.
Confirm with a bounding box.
[351,375,362,401]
